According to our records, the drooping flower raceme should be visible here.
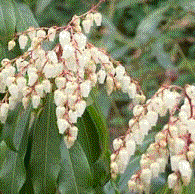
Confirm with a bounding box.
[2,11,140,151]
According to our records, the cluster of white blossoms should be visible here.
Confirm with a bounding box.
[0,3,141,149]
[110,84,195,193]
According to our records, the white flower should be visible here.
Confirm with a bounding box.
[82,19,92,34]
[28,29,36,40]
[117,148,130,173]
[110,162,118,174]
[32,95,41,109]
[146,111,158,126]
[186,85,195,100]
[115,65,125,79]
[156,158,167,173]
[8,96,17,110]
[125,139,136,156]
[59,30,70,47]
[133,105,144,116]
[22,97,29,109]
[113,138,123,151]
[62,44,74,59]
[9,84,19,98]
[48,27,56,41]
[37,30,46,38]
[54,90,66,107]
[6,77,15,87]
[178,160,192,178]
[93,12,102,26]
[19,34,28,49]
[57,119,69,134]
[140,168,152,185]
[27,67,37,75]
[28,72,38,86]
[35,84,44,97]
[168,173,177,189]
[16,77,27,90]
[43,63,55,78]
[139,119,151,135]
[127,83,137,99]
[69,110,78,123]
[150,162,160,177]
[171,155,181,171]
[42,79,51,93]
[75,100,86,117]
[97,69,106,84]
[8,40,16,51]
[106,76,114,96]
[69,126,78,139]
[55,77,66,89]
[1,103,9,117]
[121,75,131,93]
[175,138,185,154]
[74,33,87,51]
[48,51,58,64]
[80,80,91,98]
[56,106,65,119]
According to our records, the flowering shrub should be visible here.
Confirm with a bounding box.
[0,0,195,194]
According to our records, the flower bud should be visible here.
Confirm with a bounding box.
[115,65,125,80]
[69,110,78,123]
[19,34,28,49]
[37,30,46,38]
[93,12,102,26]
[42,79,51,93]
[97,69,106,84]
[8,40,16,51]
[187,151,195,163]
[28,73,38,86]
[106,75,114,96]
[113,138,123,151]
[9,84,19,98]
[62,44,74,59]
[80,80,91,98]
[127,83,137,99]
[48,51,58,64]
[54,90,66,107]
[140,168,152,185]
[133,105,144,116]
[48,27,56,41]
[74,33,87,51]
[168,173,178,189]
[32,95,41,109]
[22,97,29,109]
[82,19,92,34]
[75,100,86,117]
[16,77,27,90]
[57,119,69,134]
[69,126,78,139]
[1,103,9,117]
[55,77,66,89]
[6,77,15,87]
[150,162,160,177]
[35,84,44,97]
[59,30,70,47]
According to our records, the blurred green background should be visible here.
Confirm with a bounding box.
[1,0,195,148]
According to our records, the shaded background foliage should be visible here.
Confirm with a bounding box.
[0,0,195,193]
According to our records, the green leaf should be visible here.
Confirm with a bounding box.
[68,141,93,189]
[0,0,16,45]
[58,138,79,194]
[14,2,39,33]
[0,141,8,168]
[29,94,61,194]
[0,104,33,194]
[36,0,52,15]
[2,103,23,152]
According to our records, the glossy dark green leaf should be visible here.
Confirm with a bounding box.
[0,104,33,194]
[14,2,39,33]
[0,0,16,44]
[69,141,93,189]
[2,103,23,152]
[36,0,52,15]
[58,137,79,194]
[29,94,61,194]
[0,141,8,168]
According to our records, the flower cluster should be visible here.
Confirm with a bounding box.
[0,1,141,149]
[110,84,195,193]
